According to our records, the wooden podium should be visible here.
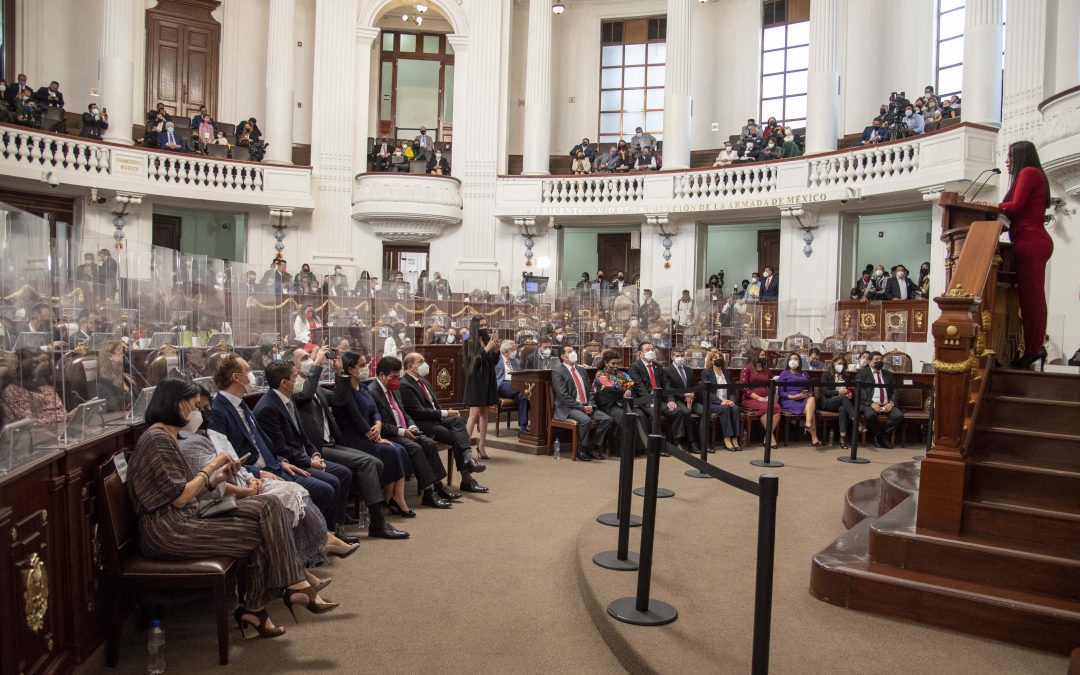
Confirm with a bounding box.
[937,191,1005,290]
[512,369,552,451]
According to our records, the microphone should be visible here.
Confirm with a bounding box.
[961,168,1001,200]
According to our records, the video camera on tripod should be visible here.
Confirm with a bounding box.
[882,91,914,141]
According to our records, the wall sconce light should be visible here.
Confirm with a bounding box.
[269,206,294,253]
[647,213,674,269]
[515,216,538,266]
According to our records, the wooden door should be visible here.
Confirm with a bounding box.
[758,229,781,274]
[597,232,639,281]
[145,1,220,118]
[152,214,182,251]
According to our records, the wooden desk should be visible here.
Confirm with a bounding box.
[835,300,930,342]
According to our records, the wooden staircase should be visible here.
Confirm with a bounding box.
[812,367,1080,655]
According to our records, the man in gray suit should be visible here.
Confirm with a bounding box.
[552,345,613,461]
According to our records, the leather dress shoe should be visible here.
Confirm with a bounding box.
[460,481,490,493]
[421,491,452,509]
[368,523,410,539]
[463,458,487,473]
[688,443,701,454]
[334,530,361,545]
[878,436,894,449]
[577,449,592,461]
[436,485,463,502]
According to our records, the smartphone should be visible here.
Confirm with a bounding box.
[236,452,252,464]
[325,349,338,359]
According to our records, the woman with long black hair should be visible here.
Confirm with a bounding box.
[998,141,1053,370]
[461,315,500,459]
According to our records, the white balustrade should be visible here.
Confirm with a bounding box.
[674,165,778,200]
[540,174,646,204]
[0,125,111,174]
[807,141,921,189]
[148,154,265,192]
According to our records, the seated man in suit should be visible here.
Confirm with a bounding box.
[291,347,408,539]
[369,356,457,508]
[866,265,889,301]
[626,341,691,454]
[157,121,187,152]
[884,264,922,300]
[400,353,488,493]
[370,136,392,171]
[426,150,450,176]
[860,117,888,145]
[856,351,904,448]
[209,353,360,549]
[495,339,530,435]
[660,346,702,453]
[552,345,613,461]
[524,339,559,370]
[759,266,779,300]
[253,361,356,540]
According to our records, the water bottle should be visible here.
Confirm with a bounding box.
[147,620,165,674]
[553,438,561,460]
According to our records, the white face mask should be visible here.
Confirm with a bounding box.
[418,362,430,378]
[299,360,314,375]
[673,357,685,367]
[834,364,845,373]
[789,359,800,369]
[643,350,656,362]
[445,335,455,344]
[183,409,203,434]
[897,271,906,279]
[294,376,305,391]
[566,351,578,364]
[541,348,551,358]
[874,270,883,277]
[246,371,257,387]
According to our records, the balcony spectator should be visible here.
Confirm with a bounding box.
[630,126,656,155]
[884,264,921,300]
[213,130,230,147]
[735,140,761,163]
[760,266,778,300]
[389,145,409,172]
[194,114,216,152]
[158,121,188,152]
[713,141,737,167]
[860,117,887,145]
[633,145,660,171]
[80,104,109,140]
[614,148,633,172]
[923,84,938,107]
[945,95,961,118]
[762,138,782,161]
[781,129,803,158]
[597,145,621,172]
[917,262,930,297]
[145,103,170,147]
[866,265,888,300]
[237,117,262,142]
[853,269,873,300]
[426,149,450,176]
[295,263,317,288]
[740,117,757,138]
[741,125,763,148]
[923,98,943,131]
[191,105,216,132]
[370,136,393,171]
[3,73,32,107]
[13,91,39,128]
[763,116,781,141]
[414,126,434,160]
[901,104,924,134]
[33,80,65,110]
[569,137,595,164]
[571,150,592,175]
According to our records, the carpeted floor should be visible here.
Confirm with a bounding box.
[78,436,1068,674]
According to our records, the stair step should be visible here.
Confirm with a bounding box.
[980,396,1080,435]
[869,498,1080,600]
[879,461,919,514]
[844,478,881,529]
[811,518,1080,655]
[989,370,1080,402]
[970,460,1080,514]
[963,499,1080,557]
[973,426,1080,470]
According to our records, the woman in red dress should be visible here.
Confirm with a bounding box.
[739,347,780,447]
[998,141,1053,370]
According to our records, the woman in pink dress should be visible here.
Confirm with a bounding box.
[739,347,779,447]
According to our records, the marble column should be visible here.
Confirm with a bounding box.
[961,0,1004,126]
[1000,0,1048,151]
[264,0,296,163]
[310,0,357,253]
[521,0,553,175]
[99,0,136,145]
[1052,0,1080,93]
[805,0,840,154]
[661,0,691,170]
[353,28,381,178]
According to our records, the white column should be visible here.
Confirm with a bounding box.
[961,0,1004,126]
[264,0,296,163]
[521,0,553,175]
[353,28,380,177]
[99,0,136,145]
[805,0,840,154]
[310,0,357,252]
[661,0,691,170]
[1000,0,1048,153]
[1051,0,1080,92]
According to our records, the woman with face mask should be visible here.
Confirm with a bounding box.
[461,315,501,459]
[738,348,780,447]
[820,356,857,449]
[777,351,822,446]
[917,262,930,297]
[702,351,741,450]
[97,339,141,412]
[591,350,635,444]
[293,305,320,350]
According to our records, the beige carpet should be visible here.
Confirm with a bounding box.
[77,437,1068,674]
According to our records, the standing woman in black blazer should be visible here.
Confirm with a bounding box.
[821,355,856,449]
[461,315,500,459]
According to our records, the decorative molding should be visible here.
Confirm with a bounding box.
[363,218,448,242]
[920,184,946,202]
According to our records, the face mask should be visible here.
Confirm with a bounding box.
[293,376,305,391]
[418,362,430,378]
[300,360,314,375]
[874,270,883,277]
[767,143,775,149]
[387,378,401,391]
[673,357,685,367]
[246,371,257,386]
[566,352,578,364]
[435,153,442,158]
[541,348,551,358]
[183,409,203,434]
[398,332,406,340]
[921,267,929,274]
[897,271,906,279]
[835,364,845,373]
[554,334,563,341]
[789,359,800,369]
[643,350,656,362]
[445,335,455,344]
[757,357,768,367]
[479,329,490,340]
[872,361,884,370]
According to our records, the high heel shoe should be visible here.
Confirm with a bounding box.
[1009,348,1047,371]
[476,447,491,460]
[387,499,416,518]
[234,607,286,638]
[282,585,339,622]
[804,428,823,448]
[324,540,360,559]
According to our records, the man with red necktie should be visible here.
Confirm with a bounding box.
[855,351,904,448]
[552,345,613,461]
[628,340,691,454]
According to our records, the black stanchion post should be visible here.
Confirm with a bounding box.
[635,390,675,498]
[751,474,779,675]
[594,412,643,571]
[607,434,678,626]
[838,380,870,465]
[752,380,783,468]
[687,382,713,479]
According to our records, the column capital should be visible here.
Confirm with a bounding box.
[920,184,947,202]
[446,33,469,51]
[356,26,380,43]
[645,213,670,228]
[269,206,295,219]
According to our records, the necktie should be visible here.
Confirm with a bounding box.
[679,367,687,386]
[647,364,657,388]
[900,280,908,299]
[314,395,333,444]
[388,389,407,427]
[419,378,435,406]
[168,131,175,144]
[239,405,269,467]
[285,399,300,432]
[570,367,586,404]
[876,372,886,404]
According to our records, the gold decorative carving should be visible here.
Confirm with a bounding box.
[943,257,955,270]
[945,325,957,336]
[91,524,104,571]
[842,312,852,331]
[860,312,877,330]
[11,527,16,542]
[763,312,773,329]
[40,510,47,525]
[946,284,971,297]
[914,311,925,331]
[932,358,972,374]
[991,254,1003,266]
[436,368,451,390]
[81,486,89,499]
[22,552,48,633]
[523,382,535,401]
[885,312,906,331]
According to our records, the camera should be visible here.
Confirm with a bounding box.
[42,172,59,188]
[325,348,338,359]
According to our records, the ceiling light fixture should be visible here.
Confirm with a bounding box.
[552,2,565,15]
[415,2,428,12]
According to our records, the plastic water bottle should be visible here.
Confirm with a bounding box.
[147,620,165,674]
[553,438,561,460]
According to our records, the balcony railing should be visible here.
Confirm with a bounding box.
[807,141,919,188]
[542,173,645,204]
[0,122,313,208]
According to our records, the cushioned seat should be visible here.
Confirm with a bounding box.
[123,555,235,576]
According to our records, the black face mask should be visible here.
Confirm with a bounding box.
[757,357,768,367]
[872,361,884,370]
[479,329,490,340]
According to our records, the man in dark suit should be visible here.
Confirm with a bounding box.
[260,258,291,294]
[626,340,690,453]
[96,249,119,300]
[425,150,450,176]
[660,346,702,453]
[760,266,779,300]
[242,270,260,294]
[4,73,32,107]
[370,136,392,171]
[637,289,662,329]
[368,356,456,508]
[254,361,355,537]
[291,347,408,539]
[80,104,109,140]
[856,351,904,448]
[859,117,887,145]
[157,121,187,151]
[883,264,922,300]
[208,354,359,544]
[33,80,64,109]
[524,339,559,370]
[568,137,595,163]
[551,345,613,461]
[495,339,529,435]
[400,353,488,493]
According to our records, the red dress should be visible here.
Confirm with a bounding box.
[998,167,1052,356]
[739,365,781,418]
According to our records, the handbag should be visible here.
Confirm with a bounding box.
[196,493,238,518]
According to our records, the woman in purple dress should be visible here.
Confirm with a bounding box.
[777,351,822,446]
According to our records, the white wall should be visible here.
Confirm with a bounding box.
[856,210,933,278]
[704,222,777,288]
